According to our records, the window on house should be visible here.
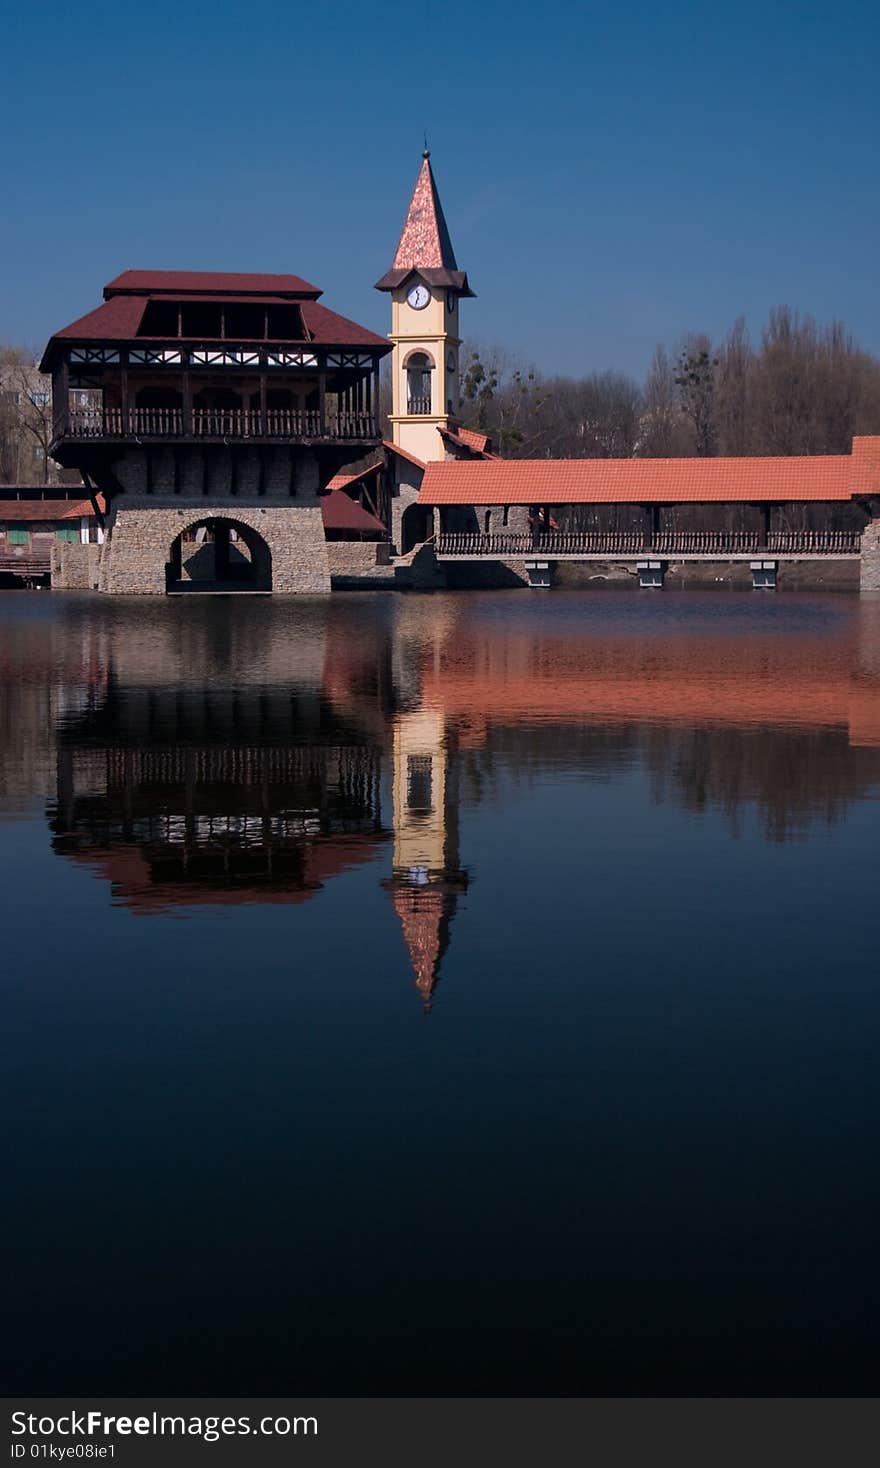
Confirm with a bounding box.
[56,526,79,542]
[32,391,50,407]
[8,528,29,545]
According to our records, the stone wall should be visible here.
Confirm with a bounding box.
[101,498,331,594]
[860,519,880,591]
[51,541,101,590]
[326,541,394,585]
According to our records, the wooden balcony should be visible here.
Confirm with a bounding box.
[60,406,380,444]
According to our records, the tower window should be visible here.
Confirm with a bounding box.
[406,754,433,812]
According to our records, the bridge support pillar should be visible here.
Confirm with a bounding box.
[750,559,778,589]
[636,559,666,588]
[860,519,880,592]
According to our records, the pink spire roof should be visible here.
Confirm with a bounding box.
[392,152,458,272]
[375,153,475,296]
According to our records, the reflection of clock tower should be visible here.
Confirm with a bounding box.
[383,705,468,1013]
[375,150,475,464]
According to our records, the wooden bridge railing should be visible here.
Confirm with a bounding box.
[436,529,863,557]
[64,408,379,441]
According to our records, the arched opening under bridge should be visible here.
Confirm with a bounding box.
[401,503,434,556]
[166,516,272,593]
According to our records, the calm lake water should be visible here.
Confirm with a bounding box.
[3,588,879,1395]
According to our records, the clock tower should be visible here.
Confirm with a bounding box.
[375,151,475,464]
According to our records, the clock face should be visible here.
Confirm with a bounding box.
[406,282,430,310]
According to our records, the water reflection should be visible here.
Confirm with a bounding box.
[3,592,880,1005]
[4,590,880,1396]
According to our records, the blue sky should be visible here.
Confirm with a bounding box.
[3,0,878,378]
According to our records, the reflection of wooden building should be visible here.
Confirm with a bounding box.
[52,680,387,913]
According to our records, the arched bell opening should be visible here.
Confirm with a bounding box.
[166,516,272,594]
[404,351,434,416]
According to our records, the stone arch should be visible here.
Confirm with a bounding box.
[166,514,272,592]
[401,502,434,555]
[401,347,436,368]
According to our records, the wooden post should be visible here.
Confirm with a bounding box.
[259,373,267,437]
[763,502,772,548]
[55,358,69,438]
[372,364,380,434]
[651,504,661,546]
[118,350,129,433]
[319,368,326,436]
[182,371,192,436]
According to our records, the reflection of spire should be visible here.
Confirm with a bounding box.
[385,706,468,1011]
[391,885,459,1014]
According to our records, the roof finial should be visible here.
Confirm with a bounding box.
[423,132,430,159]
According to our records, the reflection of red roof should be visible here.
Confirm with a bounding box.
[61,830,385,914]
[392,886,446,1011]
[321,488,386,535]
[419,621,880,743]
[420,442,880,505]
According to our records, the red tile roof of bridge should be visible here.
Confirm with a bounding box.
[419,440,880,505]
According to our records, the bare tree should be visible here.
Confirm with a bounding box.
[674,336,718,456]
[0,346,54,484]
[639,345,688,456]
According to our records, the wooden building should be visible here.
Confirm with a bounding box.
[40,271,390,593]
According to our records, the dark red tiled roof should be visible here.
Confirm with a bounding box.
[320,488,386,535]
[50,295,147,343]
[419,447,877,505]
[0,496,104,522]
[299,301,388,348]
[327,462,382,491]
[104,270,322,299]
[42,288,389,362]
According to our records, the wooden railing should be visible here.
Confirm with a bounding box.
[436,529,862,557]
[64,408,379,441]
[766,529,862,554]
